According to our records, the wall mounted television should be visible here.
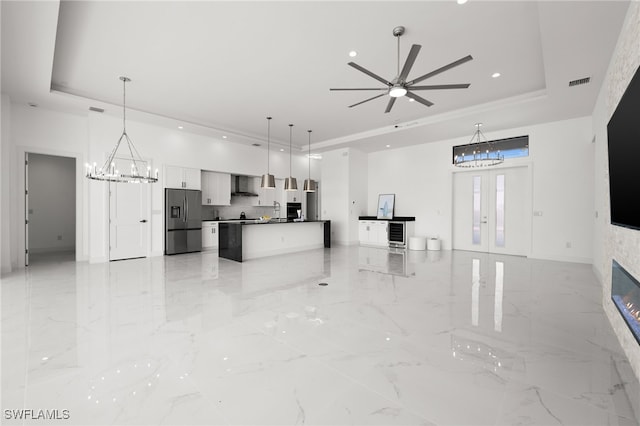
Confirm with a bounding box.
[607,64,640,231]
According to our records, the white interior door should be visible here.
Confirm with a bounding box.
[453,166,529,256]
[109,181,149,261]
[25,152,30,266]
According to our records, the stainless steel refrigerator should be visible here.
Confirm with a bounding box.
[165,188,202,255]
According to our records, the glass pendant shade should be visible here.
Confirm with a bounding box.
[85,76,158,183]
[285,123,298,191]
[304,129,316,192]
[261,116,276,189]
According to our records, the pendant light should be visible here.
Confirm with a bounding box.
[260,116,275,189]
[284,124,298,191]
[303,130,317,192]
[453,123,504,168]
[85,76,158,183]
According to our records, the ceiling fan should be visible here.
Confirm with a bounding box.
[330,26,473,113]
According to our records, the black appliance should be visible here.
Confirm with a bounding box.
[165,189,202,254]
[286,202,302,221]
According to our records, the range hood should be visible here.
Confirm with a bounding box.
[231,175,258,197]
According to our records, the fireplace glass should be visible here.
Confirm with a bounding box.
[611,260,640,344]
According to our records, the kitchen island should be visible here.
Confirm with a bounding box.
[219,220,331,262]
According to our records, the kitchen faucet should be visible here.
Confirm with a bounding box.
[273,201,281,221]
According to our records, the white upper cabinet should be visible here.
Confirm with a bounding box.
[202,171,231,206]
[165,165,201,190]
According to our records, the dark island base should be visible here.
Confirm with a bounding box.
[219,220,331,262]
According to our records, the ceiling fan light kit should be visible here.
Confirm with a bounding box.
[330,26,473,113]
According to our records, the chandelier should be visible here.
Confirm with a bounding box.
[454,123,504,168]
[85,76,158,183]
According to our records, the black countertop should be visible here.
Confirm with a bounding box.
[358,216,415,221]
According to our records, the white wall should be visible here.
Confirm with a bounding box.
[321,148,349,244]
[3,102,320,266]
[348,148,368,244]
[592,1,640,389]
[320,147,368,245]
[1,94,10,274]
[367,116,594,262]
[27,153,76,253]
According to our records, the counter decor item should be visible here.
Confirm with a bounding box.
[377,194,395,220]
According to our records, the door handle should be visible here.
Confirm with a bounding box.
[140,219,148,223]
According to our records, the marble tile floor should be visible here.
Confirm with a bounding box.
[1,246,638,425]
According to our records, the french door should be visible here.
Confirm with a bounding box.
[452,166,530,256]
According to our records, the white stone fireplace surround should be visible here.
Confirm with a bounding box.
[593,1,640,419]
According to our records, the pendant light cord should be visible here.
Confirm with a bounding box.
[122,78,126,133]
[307,130,312,180]
[267,117,272,173]
[289,124,293,176]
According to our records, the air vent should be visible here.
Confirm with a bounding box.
[89,106,104,113]
[569,77,590,87]
[252,143,261,147]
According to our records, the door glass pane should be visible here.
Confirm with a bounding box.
[472,258,480,327]
[472,176,481,244]
[496,174,505,247]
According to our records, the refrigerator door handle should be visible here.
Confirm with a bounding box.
[183,198,187,223]
[186,195,189,223]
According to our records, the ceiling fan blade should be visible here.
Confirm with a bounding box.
[348,62,392,86]
[348,93,386,108]
[410,83,470,90]
[398,44,421,81]
[405,91,434,107]
[330,88,389,91]
[384,97,397,113]
[407,55,473,86]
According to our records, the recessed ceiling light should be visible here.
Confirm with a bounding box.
[222,135,227,139]
[457,0,468,4]
[408,98,415,102]
[177,125,183,129]
[386,144,391,148]
[349,50,357,58]
[492,72,501,78]
[280,148,284,152]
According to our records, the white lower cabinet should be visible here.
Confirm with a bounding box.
[358,220,388,246]
[202,222,219,250]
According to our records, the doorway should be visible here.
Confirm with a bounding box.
[452,166,530,256]
[25,153,76,266]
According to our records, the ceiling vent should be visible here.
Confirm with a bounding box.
[569,77,590,87]
[252,143,261,147]
[89,106,104,113]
